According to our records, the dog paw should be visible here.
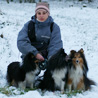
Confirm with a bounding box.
[30,84,33,89]
[61,90,64,94]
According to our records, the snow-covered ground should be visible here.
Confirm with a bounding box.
[0,0,98,98]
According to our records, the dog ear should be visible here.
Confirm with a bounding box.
[70,50,76,55]
[79,48,84,54]
[65,55,71,61]
[78,48,89,73]
[28,53,35,59]
[70,50,76,58]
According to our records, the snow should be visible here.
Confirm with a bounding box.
[0,0,98,98]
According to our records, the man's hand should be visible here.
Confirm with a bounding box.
[36,53,44,61]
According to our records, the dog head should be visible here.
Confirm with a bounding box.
[70,48,88,73]
[47,48,69,70]
[22,52,40,74]
[70,49,83,69]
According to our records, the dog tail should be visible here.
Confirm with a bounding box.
[84,75,96,90]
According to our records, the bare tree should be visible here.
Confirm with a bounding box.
[78,0,83,1]
[78,0,92,2]
[88,0,92,2]
[39,0,42,2]
[19,0,22,3]
[6,0,9,3]
[29,0,35,3]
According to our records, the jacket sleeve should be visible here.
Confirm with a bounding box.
[17,21,39,56]
[47,23,63,59]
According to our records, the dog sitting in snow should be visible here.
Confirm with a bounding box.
[39,48,71,93]
[6,52,40,89]
[67,48,95,91]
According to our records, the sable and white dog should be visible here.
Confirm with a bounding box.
[6,52,40,89]
[67,48,95,91]
[39,48,71,93]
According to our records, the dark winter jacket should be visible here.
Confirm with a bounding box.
[17,15,63,59]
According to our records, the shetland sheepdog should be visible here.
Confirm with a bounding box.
[67,48,95,91]
[39,48,71,93]
[6,52,40,89]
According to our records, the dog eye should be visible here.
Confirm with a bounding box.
[34,60,39,64]
[35,62,39,65]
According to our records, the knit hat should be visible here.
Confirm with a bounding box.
[35,2,50,14]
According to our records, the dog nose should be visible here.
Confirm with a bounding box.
[76,60,79,64]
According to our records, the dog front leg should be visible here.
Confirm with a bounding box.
[11,80,17,87]
[30,83,34,89]
[67,78,72,92]
[18,81,26,90]
[61,81,65,94]
[68,84,72,92]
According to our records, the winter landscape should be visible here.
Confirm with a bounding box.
[0,0,98,98]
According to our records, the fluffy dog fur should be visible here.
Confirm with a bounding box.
[6,52,40,89]
[67,48,95,91]
[39,48,71,93]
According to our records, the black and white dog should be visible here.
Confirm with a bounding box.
[39,48,71,93]
[6,52,40,89]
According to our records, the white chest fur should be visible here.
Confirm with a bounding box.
[26,71,36,83]
[69,66,83,89]
[52,68,67,91]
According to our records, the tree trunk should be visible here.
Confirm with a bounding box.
[24,0,27,3]
[33,0,35,3]
[39,0,41,2]
[6,0,9,3]
[19,0,22,3]
[29,0,35,3]
[88,0,92,2]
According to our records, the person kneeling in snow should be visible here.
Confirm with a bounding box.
[17,2,63,70]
